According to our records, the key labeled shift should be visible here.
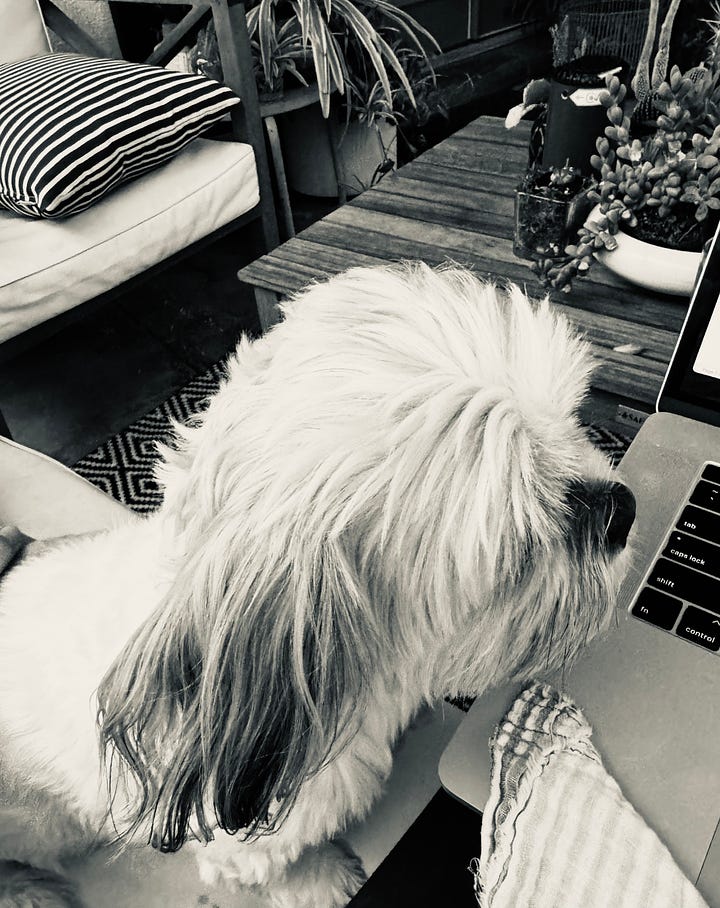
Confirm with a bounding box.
[647,557,720,613]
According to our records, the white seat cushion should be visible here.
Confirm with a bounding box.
[0,137,259,344]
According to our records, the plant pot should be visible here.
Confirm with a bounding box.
[514,187,591,260]
[590,209,703,297]
[542,55,626,175]
[278,102,397,198]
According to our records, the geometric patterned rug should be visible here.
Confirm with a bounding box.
[73,361,634,514]
[73,362,226,514]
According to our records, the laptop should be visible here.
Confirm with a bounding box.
[439,224,720,905]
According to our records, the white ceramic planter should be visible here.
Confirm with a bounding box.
[590,208,702,297]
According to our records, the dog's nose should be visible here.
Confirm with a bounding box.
[605,482,636,550]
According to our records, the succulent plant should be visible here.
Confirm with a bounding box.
[521,160,585,195]
[538,66,720,292]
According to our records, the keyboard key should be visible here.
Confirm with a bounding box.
[675,605,720,651]
[677,505,720,545]
[690,480,720,514]
[702,464,720,484]
[663,531,720,578]
[632,587,682,630]
[647,558,720,613]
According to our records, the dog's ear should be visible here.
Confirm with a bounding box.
[97,528,375,852]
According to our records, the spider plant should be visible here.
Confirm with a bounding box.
[247,14,309,94]
[246,0,439,118]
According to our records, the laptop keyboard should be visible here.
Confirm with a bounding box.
[631,462,720,653]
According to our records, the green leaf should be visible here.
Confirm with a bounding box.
[680,185,701,203]
[287,0,337,115]
[608,105,624,126]
[333,0,397,104]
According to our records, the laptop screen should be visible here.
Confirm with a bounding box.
[659,221,720,426]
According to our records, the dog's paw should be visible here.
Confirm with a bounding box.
[269,840,366,908]
[195,835,275,889]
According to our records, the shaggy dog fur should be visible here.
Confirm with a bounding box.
[0,263,633,907]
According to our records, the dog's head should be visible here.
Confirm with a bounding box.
[97,263,633,850]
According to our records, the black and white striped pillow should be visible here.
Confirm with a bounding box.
[0,52,241,219]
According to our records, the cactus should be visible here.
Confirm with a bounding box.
[632,0,660,102]
[651,0,683,91]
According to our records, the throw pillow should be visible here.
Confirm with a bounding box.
[0,52,240,218]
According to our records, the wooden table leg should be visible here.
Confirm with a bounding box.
[254,286,282,332]
[264,114,296,239]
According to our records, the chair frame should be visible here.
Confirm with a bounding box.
[0,0,280,366]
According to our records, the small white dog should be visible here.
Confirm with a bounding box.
[0,263,634,908]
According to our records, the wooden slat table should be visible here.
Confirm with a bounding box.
[238,115,688,431]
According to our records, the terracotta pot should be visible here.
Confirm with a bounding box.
[590,207,703,297]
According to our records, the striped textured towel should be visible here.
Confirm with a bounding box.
[471,682,708,907]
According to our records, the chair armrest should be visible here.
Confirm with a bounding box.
[0,437,129,538]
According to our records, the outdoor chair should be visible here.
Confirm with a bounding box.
[0,0,279,436]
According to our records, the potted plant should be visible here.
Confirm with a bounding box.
[537,63,720,295]
[514,162,592,260]
[245,0,440,197]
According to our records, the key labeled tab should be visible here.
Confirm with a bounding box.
[663,531,720,578]
[631,587,682,630]
[647,558,720,613]
[676,605,720,652]
[677,505,720,545]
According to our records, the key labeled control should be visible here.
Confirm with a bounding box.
[676,605,720,652]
